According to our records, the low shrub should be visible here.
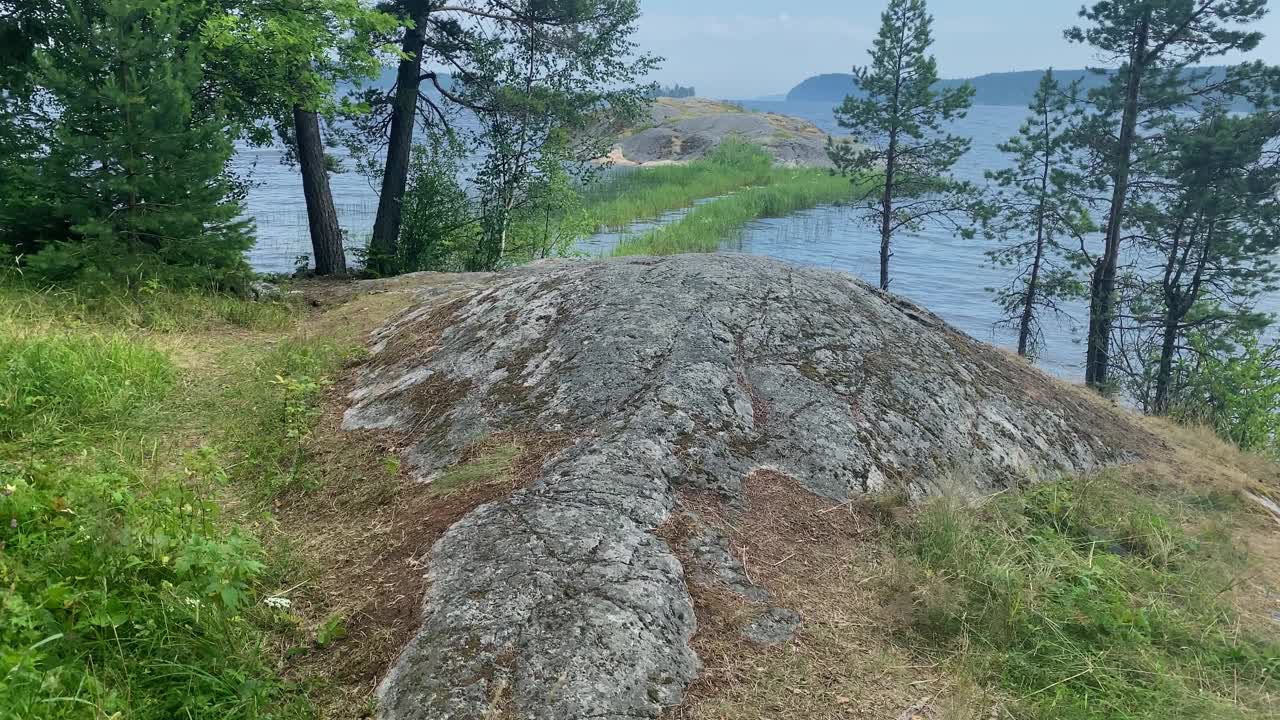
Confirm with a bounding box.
[1171,337,1280,457]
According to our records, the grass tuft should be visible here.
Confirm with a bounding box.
[0,327,310,720]
[0,283,331,720]
[212,338,364,500]
[433,442,522,496]
[0,331,174,443]
[0,277,295,332]
[896,478,1280,720]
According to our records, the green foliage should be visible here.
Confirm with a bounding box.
[505,145,595,263]
[390,132,594,273]
[1,0,394,286]
[314,614,347,648]
[381,135,479,274]
[1116,106,1280,413]
[216,337,359,498]
[0,332,173,443]
[200,0,395,128]
[356,0,658,272]
[4,0,253,288]
[1171,337,1280,456]
[902,479,1279,720]
[646,84,696,99]
[1065,0,1276,388]
[0,329,307,720]
[826,0,977,290]
[977,70,1093,358]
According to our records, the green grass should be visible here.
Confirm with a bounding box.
[0,277,295,332]
[611,170,864,256]
[0,285,345,720]
[433,441,521,495]
[898,478,1279,720]
[212,337,364,499]
[0,332,174,443]
[581,140,778,229]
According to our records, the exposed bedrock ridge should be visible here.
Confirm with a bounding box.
[342,254,1152,720]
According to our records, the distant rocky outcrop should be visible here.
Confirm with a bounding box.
[605,97,837,167]
[344,255,1155,720]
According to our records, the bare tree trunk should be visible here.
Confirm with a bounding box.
[368,5,428,274]
[1086,8,1150,388]
[293,105,346,276]
[879,128,898,291]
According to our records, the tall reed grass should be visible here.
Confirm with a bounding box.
[611,170,865,256]
[583,140,781,229]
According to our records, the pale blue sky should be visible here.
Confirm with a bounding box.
[636,0,1280,98]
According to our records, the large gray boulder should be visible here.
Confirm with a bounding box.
[345,254,1151,720]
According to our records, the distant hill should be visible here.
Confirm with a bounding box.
[786,67,1234,106]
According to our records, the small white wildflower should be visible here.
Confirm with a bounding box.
[264,596,292,610]
[183,597,202,608]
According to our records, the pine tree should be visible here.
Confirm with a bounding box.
[1065,0,1270,389]
[1120,107,1280,413]
[827,0,975,291]
[358,0,656,275]
[18,0,252,286]
[201,0,396,276]
[977,70,1094,358]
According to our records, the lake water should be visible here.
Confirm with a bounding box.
[233,101,1277,380]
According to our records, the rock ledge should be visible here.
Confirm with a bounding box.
[343,255,1153,719]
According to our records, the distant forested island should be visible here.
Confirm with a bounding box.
[787,67,1236,105]
[648,84,696,99]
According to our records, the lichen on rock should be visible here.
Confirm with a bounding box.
[343,254,1154,720]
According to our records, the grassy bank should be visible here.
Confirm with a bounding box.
[0,282,369,720]
[899,474,1280,719]
[3,277,1277,720]
[610,170,864,256]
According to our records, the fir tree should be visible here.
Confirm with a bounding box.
[977,70,1094,358]
[19,0,252,286]
[827,0,975,291]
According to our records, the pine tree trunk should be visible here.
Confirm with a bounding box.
[1020,114,1053,358]
[1018,235,1045,357]
[293,105,346,276]
[368,5,428,274]
[879,129,898,291]
[1152,320,1179,415]
[1086,8,1150,388]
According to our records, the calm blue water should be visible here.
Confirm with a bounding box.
[740,101,1090,376]
[233,101,1277,379]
